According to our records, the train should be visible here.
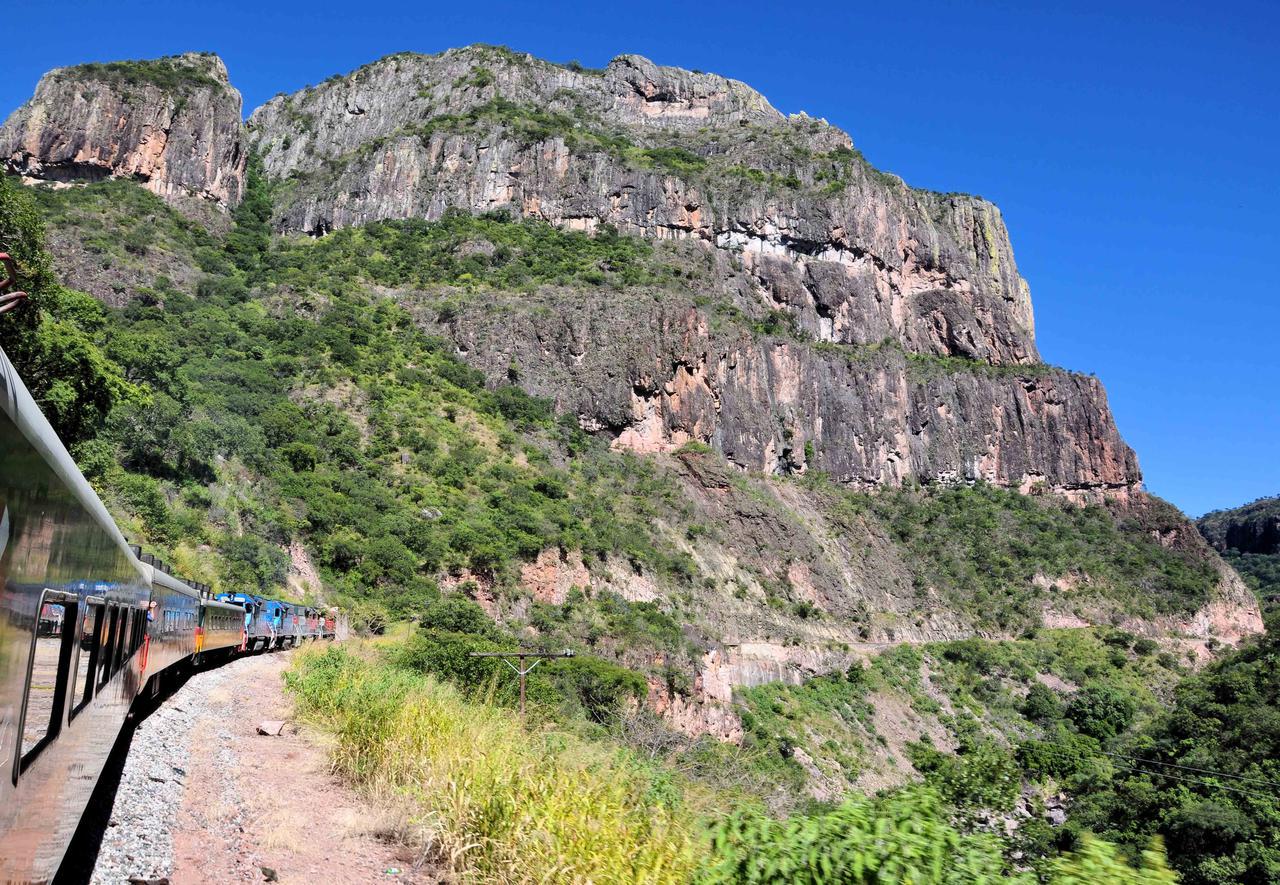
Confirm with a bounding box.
[0,344,345,884]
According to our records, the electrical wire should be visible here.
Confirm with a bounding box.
[1101,751,1280,790]
[1024,742,1279,799]
[1108,760,1278,802]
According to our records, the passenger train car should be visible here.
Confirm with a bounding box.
[0,346,343,884]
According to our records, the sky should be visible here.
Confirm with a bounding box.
[3,0,1276,517]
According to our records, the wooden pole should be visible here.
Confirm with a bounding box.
[468,648,575,720]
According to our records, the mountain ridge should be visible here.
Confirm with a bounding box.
[0,45,1263,762]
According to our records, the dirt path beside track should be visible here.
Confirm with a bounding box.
[91,649,430,885]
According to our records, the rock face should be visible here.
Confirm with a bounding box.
[248,46,1036,366]
[245,45,1139,499]
[1,53,246,209]
[433,289,1136,496]
[1198,495,1280,555]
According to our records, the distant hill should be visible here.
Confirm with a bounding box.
[1198,496,1280,609]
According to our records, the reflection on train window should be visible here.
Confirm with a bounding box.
[114,610,130,672]
[97,606,117,688]
[20,599,75,767]
[70,602,102,719]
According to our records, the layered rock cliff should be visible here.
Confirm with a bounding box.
[1,53,246,210]
[249,47,1036,364]
[3,45,1264,750]
[239,45,1141,498]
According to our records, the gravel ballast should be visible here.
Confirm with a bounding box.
[90,657,252,884]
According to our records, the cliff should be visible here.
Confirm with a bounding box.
[1199,495,1280,555]
[240,45,1140,498]
[4,46,1263,746]
[1,53,246,210]
[1198,496,1280,612]
[249,47,1037,365]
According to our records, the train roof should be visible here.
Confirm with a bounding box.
[0,346,146,587]
[148,566,202,599]
[203,598,248,613]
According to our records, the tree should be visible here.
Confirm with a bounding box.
[0,175,140,444]
[1067,683,1137,740]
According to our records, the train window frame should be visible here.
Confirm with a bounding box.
[130,608,143,655]
[12,589,78,783]
[114,609,130,673]
[69,597,106,721]
[97,605,118,689]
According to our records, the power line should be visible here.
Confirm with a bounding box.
[1101,751,1280,791]
[1108,761,1278,802]
[1026,742,1280,798]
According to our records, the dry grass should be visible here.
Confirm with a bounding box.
[286,643,700,884]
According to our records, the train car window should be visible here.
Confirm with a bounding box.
[114,610,130,673]
[97,606,118,688]
[70,601,104,719]
[17,595,77,775]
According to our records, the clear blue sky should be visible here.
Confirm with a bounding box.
[4,0,1277,517]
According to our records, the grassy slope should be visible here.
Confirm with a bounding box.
[287,641,1177,884]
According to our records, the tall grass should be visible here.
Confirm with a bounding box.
[285,643,699,883]
[286,643,1177,884]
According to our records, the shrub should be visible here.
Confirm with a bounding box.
[909,739,1021,811]
[547,656,647,723]
[419,596,494,636]
[1066,683,1137,741]
[1023,682,1064,723]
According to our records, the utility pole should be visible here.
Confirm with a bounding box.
[469,648,575,716]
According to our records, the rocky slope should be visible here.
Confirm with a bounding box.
[1,53,246,211]
[248,48,1037,363]
[239,45,1140,500]
[2,46,1264,746]
[1199,495,1280,555]
[1198,495,1280,611]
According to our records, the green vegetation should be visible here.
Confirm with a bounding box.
[286,643,699,883]
[731,626,1197,873]
[63,54,226,94]
[0,176,142,445]
[1067,616,1280,884]
[1197,495,1280,613]
[858,483,1217,630]
[700,788,1175,884]
[394,597,649,724]
[289,643,1176,883]
[1224,550,1280,611]
[7,168,1263,881]
[4,175,700,633]
[279,207,662,292]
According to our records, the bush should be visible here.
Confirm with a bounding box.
[698,785,1175,884]
[1023,682,1064,723]
[547,656,646,724]
[1066,683,1137,741]
[420,596,494,636]
[1017,731,1101,782]
[909,739,1021,811]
